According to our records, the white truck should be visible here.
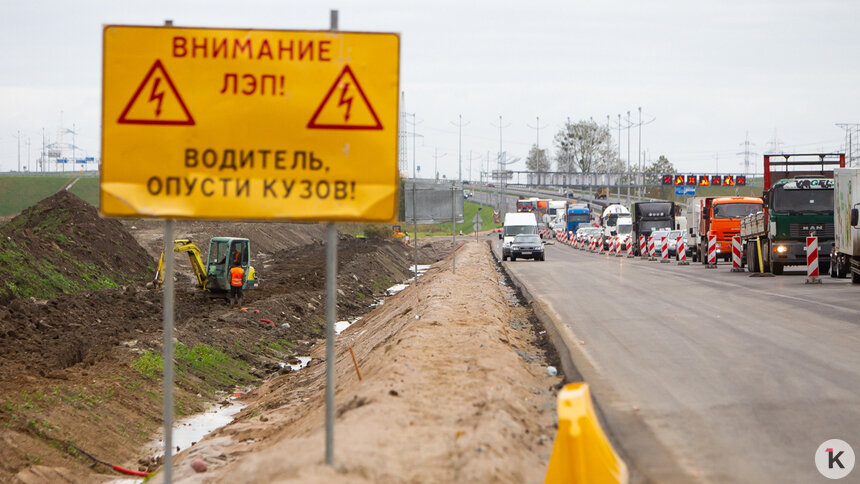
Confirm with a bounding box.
[830,167,860,283]
[601,204,630,249]
[685,197,704,261]
[500,212,539,261]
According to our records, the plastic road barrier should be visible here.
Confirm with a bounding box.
[639,235,647,260]
[544,383,629,484]
[677,236,689,265]
[599,236,605,254]
[806,236,821,284]
[626,238,634,258]
[616,237,623,257]
[731,236,743,272]
[706,234,717,268]
[607,236,614,256]
[661,236,669,263]
[648,236,656,261]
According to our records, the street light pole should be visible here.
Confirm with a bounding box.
[638,107,642,198]
[626,110,631,204]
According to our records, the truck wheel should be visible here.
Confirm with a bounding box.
[852,269,860,284]
[747,245,758,272]
[511,256,517,262]
[837,256,848,278]
[502,254,508,261]
[771,262,784,275]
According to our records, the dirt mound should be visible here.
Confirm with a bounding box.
[0,190,154,303]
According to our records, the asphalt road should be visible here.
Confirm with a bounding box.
[495,238,860,483]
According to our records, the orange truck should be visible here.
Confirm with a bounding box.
[696,196,763,263]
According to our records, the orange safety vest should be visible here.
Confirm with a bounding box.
[229,266,244,287]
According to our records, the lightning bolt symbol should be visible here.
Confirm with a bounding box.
[337,82,353,122]
[149,77,165,117]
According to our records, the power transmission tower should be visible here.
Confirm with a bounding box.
[736,132,758,176]
[527,116,549,187]
[450,115,470,183]
[399,92,408,175]
[836,123,860,167]
[767,129,784,154]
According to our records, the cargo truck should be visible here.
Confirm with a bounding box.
[566,203,591,233]
[694,196,763,263]
[740,153,845,275]
[631,201,676,255]
[830,167,860,283]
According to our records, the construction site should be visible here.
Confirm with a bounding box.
[0,190,562,483]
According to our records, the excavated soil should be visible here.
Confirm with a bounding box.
[0,191,154,305]
[0,191,557,483]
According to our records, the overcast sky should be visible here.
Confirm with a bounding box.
[1,0,858,178]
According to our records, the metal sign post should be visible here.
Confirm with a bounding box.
[452,183,456,274]
[161,218,175,483]
[324,10,338,467]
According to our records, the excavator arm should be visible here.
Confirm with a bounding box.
[155,239,209,289]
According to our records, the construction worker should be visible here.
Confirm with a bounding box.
[229,262,245,308]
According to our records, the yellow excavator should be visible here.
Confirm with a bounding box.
[155,237,258,292]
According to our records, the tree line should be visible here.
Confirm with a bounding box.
[525,119,675,185]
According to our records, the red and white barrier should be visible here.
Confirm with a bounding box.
[616,237,623,257]
[677,236,689,265]
[706,234,717,268]
[599,236,605,254]
[731,236,743,272]
[648,236,656,261]
[627,238,634,258]
[639,235,647,259]
[806,236,821,284]
[660,236,669,263]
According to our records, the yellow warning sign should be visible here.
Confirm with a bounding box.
[101,25,400,222]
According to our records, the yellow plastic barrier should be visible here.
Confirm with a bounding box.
[544,383,629,484]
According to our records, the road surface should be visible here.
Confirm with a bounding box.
[496,238,860,483]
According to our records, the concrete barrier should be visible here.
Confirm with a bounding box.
[545,383,629,484]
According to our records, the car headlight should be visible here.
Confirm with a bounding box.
[775,245,787,253]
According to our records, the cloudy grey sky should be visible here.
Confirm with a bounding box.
[1,0,858,178]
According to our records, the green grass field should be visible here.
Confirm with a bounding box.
[409,201,502,237]
[0,176,99,216]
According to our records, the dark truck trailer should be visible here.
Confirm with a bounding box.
[740,153,845,275]
[631,201,676,255]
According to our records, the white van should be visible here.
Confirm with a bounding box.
[500,212,539,261]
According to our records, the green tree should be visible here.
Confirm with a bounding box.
[526,144,551,172]
[643,155,675,185]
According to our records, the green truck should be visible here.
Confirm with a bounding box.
[740,153,845,275]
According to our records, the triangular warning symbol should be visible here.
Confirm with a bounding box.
[307,65,383,130]
[118,59,195,126]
